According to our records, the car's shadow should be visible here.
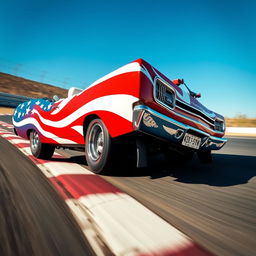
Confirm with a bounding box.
[52,153,256,187]
[162,154,256,187]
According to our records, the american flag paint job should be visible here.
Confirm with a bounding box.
[13,59,225,146]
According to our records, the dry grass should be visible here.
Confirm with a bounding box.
[226,118,256,127]
[0,107,14,115]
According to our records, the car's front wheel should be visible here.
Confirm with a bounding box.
[85,119,116,174]
[29,130,55,159]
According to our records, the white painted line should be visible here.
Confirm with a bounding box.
[10,138,30,144]
[36,162,93,177]
[0,131,13,135]
[36,164,55,178]
[1,134,20,138]
[19,147,32,155]
[1,124,14,128]
[0,127,12,131]
[78,193,193,256]
[226,127,256,135]
[16,146,30,151]
[66,199,106,256]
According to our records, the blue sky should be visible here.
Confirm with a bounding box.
[0,0,255,117]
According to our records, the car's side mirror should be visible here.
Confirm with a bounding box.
[172,79,184,86]
[190,92,201,98]
[53,95,60,102]
[173,79,202,99]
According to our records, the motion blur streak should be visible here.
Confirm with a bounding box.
[0,137,94,256]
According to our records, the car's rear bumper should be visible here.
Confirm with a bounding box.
[133,105,227,151]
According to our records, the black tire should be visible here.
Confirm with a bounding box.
[197,149,212,163]
[29,130,55,159]
[85,119,115,174]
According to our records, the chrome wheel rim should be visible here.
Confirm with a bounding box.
[31,131,39,151]
[88,123,104,161]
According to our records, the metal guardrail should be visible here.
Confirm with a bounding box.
[0,92,32,108]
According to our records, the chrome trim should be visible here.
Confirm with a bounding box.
[175,105,215,128]
[175,105,214,127]
[134,109,145,129]
[134,105,226,138]
[176,105,226,133]
[88,123,104,161]
[200,137,209,147]
[166,106,223,135]
[209,135,227,142]
[31,131,39,151]
[153,77,176,110]
[176,98,215,122]
[174,129,184,139]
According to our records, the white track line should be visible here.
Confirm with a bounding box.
[9,138,29,144]
[1,134,19,138]
[66,199,106,256]
[37,162,93,177]
[79,193,193,255]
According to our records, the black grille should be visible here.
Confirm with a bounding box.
[155,80,175,108]
[214,119,224,132]
[176,100,214,125]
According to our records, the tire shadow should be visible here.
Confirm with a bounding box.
[52,155,87,165]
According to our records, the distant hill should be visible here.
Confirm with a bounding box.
[0,72,68,99]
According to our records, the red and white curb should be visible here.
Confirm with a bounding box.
[0,120,214,256]
[0,120,14,129]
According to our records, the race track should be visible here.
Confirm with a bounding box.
[0,114,255,256]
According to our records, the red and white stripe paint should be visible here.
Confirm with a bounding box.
[0,119,214,256]
[0,120,14,129]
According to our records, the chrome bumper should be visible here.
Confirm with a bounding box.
[133,105,227,151]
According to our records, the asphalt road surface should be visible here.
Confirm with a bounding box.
[101,137,256,256]
[1,115,256,256]
[0,136,94,256]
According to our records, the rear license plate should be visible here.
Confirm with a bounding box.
[182,133,201,149]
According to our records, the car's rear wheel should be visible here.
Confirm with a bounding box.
[85,119,115,174]
[29,130,55,159]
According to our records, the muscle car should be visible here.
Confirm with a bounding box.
[13,59,227,173]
